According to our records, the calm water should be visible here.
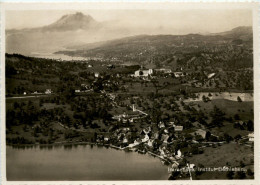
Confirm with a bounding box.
[6,145,169,181]
[31,53,88,61]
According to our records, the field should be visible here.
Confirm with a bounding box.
[187,142,254,179]
[187,99,253,120]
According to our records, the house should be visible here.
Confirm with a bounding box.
[23,92,27,95]
[171,161,180,168]
[81,84,90,89]
[128,139,141,148]
[104,137,109,142]
[160,149,166,157]
[107,64,115,69]
[174,125,183,132]
[88,64,93,68]
[188,164,196,169]
[122,127,130,132]
[108,93,116,101]
[176,149,182,158]
[173,72,184,78]
[143,127,151,135]
[75,89,81,93]
[162,134,169,143]
[159,146,167,157]
[238,120,244,126]
[153,132,159,139]
[147,139,154,147]
[123,138,128,143]
[134,139,141,145]
[32,91,40,94]
[194,129,207,139]
[248,132,254,142]
[45,89,52,94]
[134,69,153,77]
[128,143,135,148]
[141,134,149,142]
[94,72,100,78]
[158,121,165,128]
[192,121,205,129]
[168,121,176,127]
[207,73,215,79]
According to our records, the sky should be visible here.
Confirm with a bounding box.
[6,9,252,34]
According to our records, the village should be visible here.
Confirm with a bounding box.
[6,53,254,180]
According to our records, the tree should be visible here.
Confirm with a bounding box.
[235,134,242,141]
[39,99,44,107]
[247,168,254,176]
[210,106,225,127]
[209,135,218,142]
[191,145,200,154]
[235,171,246,179]
[240,161,245,168]
[247,120,254,131]
[226,171,234,179]
[169,171,181,180]
[195,135,204,142]
[234,114,240,120]
[224,133,233,143]
[237,96,242,102]
[205,131,211,141]
[202,95,209,102]
[64,88,75,100]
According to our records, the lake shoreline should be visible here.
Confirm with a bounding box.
[7,141,172,169]
[7,142,171,180]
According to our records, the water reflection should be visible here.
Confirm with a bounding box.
[7,144,169,180]
[64,144,73,150]
[53,144,62,149]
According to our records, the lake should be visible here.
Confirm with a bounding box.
[31,52,89,61]
[6,144,169,181]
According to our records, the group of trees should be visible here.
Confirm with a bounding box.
[233,120,254,131]
[6,101,40,129]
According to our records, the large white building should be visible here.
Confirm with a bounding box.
[134,69,153,77]
[155,68,172,74]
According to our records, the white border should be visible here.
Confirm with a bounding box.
[1,1,259,185]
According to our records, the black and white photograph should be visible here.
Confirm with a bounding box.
[1,2,259,184]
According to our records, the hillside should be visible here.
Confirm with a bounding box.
[56,26,253,70]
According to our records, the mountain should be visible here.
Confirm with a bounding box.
[40,12,100,32]
[210,26,252,40]
[6,12,123,55]
[217,26,252,35]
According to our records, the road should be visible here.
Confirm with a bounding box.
[6,94,52,100]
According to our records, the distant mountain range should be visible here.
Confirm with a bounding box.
[6,12,253,58]
[56,26,252,59]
